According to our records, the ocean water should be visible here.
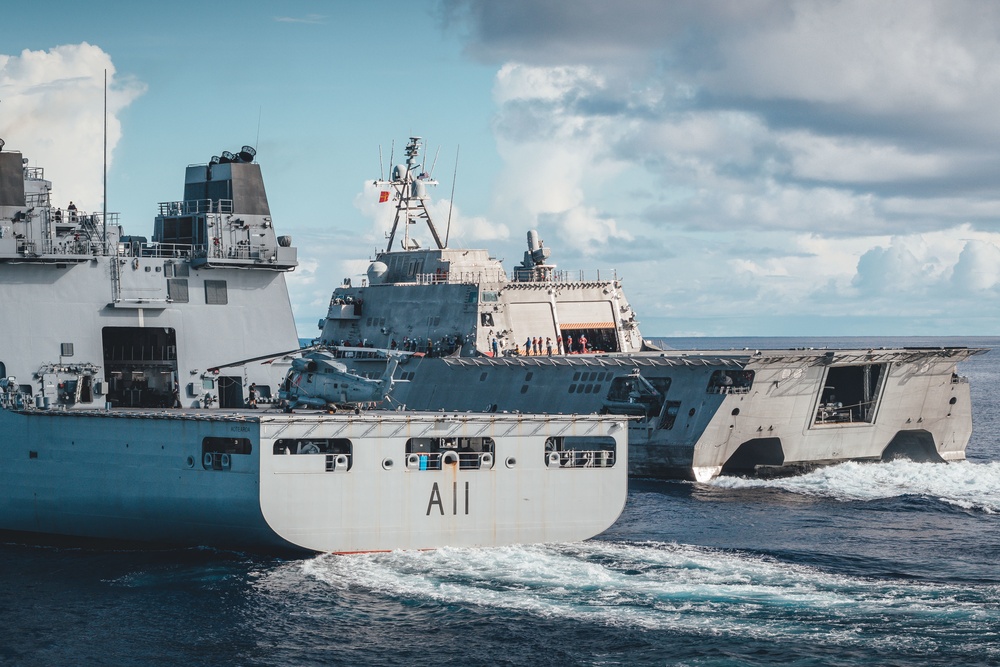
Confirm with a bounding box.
[2,337,999,667]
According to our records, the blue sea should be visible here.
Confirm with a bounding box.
[2,337,998,666]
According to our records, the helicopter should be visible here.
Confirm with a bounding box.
[278,349,401,412]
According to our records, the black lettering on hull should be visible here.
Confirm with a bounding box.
[427,482,444,515]
[426,481,472,516]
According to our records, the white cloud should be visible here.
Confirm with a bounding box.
[445,2,1000,332]
[0,44,145,212]
[780,132,951,184]
[951,239,1000,291]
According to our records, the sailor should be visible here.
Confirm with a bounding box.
[566,335,573,354]
[248,382,257,409]
[67,201,78,224]
[546,337,553,356]
[580,334,588,354]
[533,337,540,356]
[491,337,499,357]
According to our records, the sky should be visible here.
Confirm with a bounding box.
[2,0,1000,338]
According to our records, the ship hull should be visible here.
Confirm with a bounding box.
[0,409,628,553]
[336,347,980,481]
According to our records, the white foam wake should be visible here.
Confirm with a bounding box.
[276,540,1000,653]
[708,460,1000,513]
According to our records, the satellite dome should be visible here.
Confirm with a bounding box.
[367,261,389,285]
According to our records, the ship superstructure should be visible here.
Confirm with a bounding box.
[0,138,628,552]
[317,137,986,481]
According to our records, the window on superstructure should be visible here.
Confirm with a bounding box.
[481,291,498,302]
[205,280,228,305]
[161,215,196,246]
[168,279,189,303]
[61,343,74,357]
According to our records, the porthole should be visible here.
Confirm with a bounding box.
[731,408,740,416]
[505,456,517,468]
[949,397,957,405]
[688,408,696,417]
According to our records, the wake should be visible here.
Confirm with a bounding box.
[271,539,1000,652]
[709,459,1000,514]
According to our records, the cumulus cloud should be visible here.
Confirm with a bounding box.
[0,44,145,212]
[950,239,1000,292]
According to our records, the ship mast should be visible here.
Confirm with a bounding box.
[381,137,444,252]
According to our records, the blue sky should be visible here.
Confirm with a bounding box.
[3,1,1000,337]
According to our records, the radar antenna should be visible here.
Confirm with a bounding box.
[380,136,445,252]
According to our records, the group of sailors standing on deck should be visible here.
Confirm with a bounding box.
[388,335,464,358]
[489,333,590,357]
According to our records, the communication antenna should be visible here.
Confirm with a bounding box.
[445,145,459,248]
[255,106,262,152]
[429,145,440,179]
[378,143,384,181]
[103,69,108,253]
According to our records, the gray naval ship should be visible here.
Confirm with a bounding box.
[0,137,628,552]
[317,136,986,482]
